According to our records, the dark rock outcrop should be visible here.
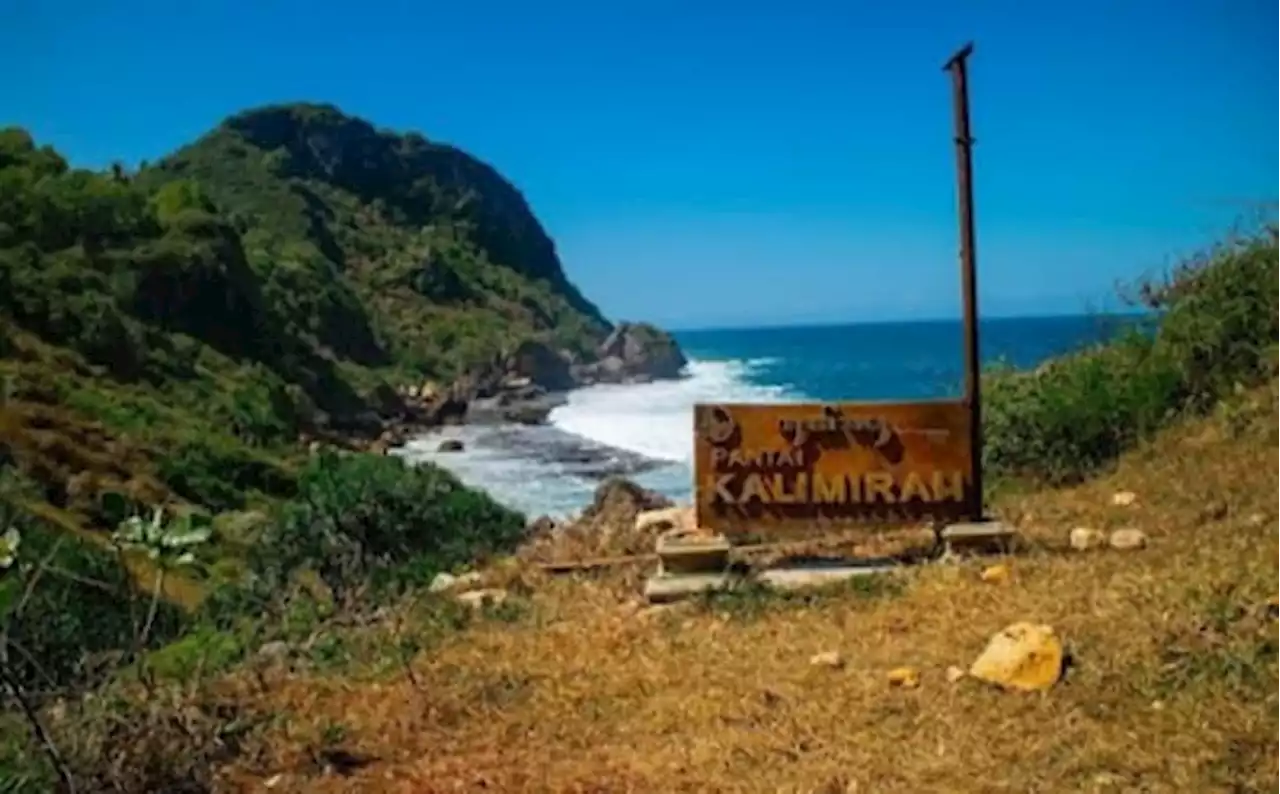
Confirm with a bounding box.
[507,339,575,391]
[587,477,674,519]
[574,322,688,385]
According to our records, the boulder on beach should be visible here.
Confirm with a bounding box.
[507,339,576,391]
[597,322,687,381]
[502,403,554,426]
[517,477,677,564]
[437,439,465,453]
[589,477,674,518]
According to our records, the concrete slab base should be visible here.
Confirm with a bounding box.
[757,564,898,592]
[643,573,736,604]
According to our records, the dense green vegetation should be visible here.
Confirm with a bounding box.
[983,226,1278,484]
[0,105,596,790]
[0,104,612,534]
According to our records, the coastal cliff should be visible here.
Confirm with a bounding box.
[0,105,687,522]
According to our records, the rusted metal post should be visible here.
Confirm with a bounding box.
[943,42,983,519]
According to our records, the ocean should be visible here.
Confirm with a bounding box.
[394,314,1135,519]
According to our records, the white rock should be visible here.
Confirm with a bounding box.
[456,588,508,608]
[809,650,845,669]
[429,570,483,594]
[1068,527,1106,551]
[1111,491,1138,507]
[428,572,457,593]
[1108,528,1147,551]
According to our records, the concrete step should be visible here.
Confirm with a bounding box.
[656,535,732,575]
[940,521,1017,555]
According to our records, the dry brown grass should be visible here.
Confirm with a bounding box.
[196,383,1278,792]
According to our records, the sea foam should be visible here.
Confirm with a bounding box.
[394,358,800,519]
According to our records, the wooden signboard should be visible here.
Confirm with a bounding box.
[693,400,978,537]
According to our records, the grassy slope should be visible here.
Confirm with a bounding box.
[211,380,1278,793]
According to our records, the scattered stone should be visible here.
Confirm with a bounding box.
[968,622,1064,692]
[526,515,557,537]
[1198,499,1230,523]
[636,506,696,535]
[257,640,291,661]
[1092,772,1124,788]
[887,667,920,689]
[945,665,966,683]
[264,773,285,788]
[428,572,458,593]
[1108,528,1147,551]
[1111,490,1138,507]
[809,651,845,669]
[1069,527,1106,552]
[429,570,484,594]
[437,439,465,453]
[455,588,508,609]
[979,564,1010,585]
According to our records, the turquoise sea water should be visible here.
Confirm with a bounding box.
[398,314,1142,518]
[675,314,1140,402]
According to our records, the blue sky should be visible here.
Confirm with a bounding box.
[3,0,1276,329]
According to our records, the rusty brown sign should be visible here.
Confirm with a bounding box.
[693,400,977,537]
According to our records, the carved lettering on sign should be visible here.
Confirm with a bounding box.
[693,401,976,536]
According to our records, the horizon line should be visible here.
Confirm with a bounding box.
[664,307,1153,334]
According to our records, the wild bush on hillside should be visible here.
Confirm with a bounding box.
[251,452,525,609]
[984,226,1278,484]
[157,436,296,513]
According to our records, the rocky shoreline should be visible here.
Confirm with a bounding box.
[309,321,689,457]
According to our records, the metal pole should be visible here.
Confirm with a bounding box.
[943,42,983,519]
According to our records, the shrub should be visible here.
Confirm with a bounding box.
[984,227,1278,485]
[157,437,295,512]
[253,452,525,607]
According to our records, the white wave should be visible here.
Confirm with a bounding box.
[393,358,800,519]
[548,358,802,465]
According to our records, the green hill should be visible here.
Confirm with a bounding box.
[0,103,668,527]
